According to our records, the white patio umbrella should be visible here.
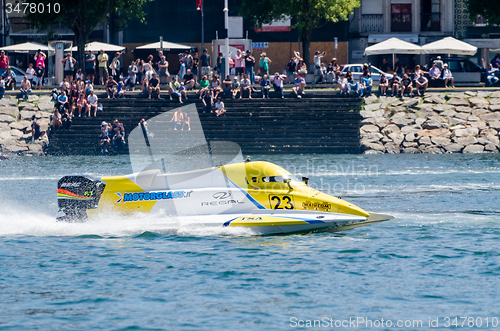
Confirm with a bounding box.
[421,37,477,56]
[364,37,422,71]
[66,41,125,52]
[135,41,191,51]
[0,42,48,53]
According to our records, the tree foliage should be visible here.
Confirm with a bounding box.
[239,0,359,64]
[26,0,151,71]
[464,0,500,26]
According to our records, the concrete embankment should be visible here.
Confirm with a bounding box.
[360,91,500,154]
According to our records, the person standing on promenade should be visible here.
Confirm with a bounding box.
[234,49,244,81]
[313,51,326,81]
[200,49,211,79]
[259,52,271,76]
[245,50,255,83]
[97,49,109,85]
[0,50,9,76]
[85,50,96,85]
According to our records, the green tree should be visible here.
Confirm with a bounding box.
[464,1,500,26]
[239,0,359,65]
[26,0,151,73]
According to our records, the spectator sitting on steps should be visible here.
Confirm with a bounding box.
[61,107,72,130]
[31,115,46,142]
[272,72,285,99]
[87,90,98,117]
[198,75,210,97]
[149,73,161,99]
[442,63,455,88]
[141,77,149,96]
[0,76,5,99]
[85,80,93,96]
[183,69,195,90]
[487,63,499,87]
[201,89,213,113]
[240,74,252,99]
[210,74,222,100]
[57,91,69,113]
[98,125,110,154]
[215,97,226,117]
[117,80,125,98]
[260,74,270,99]
[400,73,413,97]
[231,77,240,99]
[222,75,232,96]
[168,76,183,103]
[377,73,388,96]
[20,76,31,101]
[51,108,62,131]
[359,73,373,97]
[429,64,441,81]
[338,74,348,94]
[292,72,306,99]
[389,75,402,97]
[76,92,87,117]
[3,67,16,90]
[106,76,118,99]
[415,73,428,96]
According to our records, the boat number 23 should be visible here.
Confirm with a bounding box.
[269,195,294,209]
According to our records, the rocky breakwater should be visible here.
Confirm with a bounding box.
[0,95,53,156]
[360,91,500,154]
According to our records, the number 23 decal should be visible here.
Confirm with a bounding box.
[269,195,294,209]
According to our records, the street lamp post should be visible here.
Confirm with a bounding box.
[224,0,229,78]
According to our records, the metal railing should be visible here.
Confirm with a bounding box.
[361,14,383,33]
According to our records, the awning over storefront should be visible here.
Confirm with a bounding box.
[66,41,125,52]
[135,41,191,51]
[421,37,477,56]
[368,34,419,44]
[0,42,48,53]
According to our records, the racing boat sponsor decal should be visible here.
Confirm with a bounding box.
[115,190,193,203]
[302,200,332,211]
[57,188,94,200]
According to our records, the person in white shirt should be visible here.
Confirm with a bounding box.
[240,74,252,99]
[313,51,326,78]
[234,50,244,81]
[26,63,35,85]
[442,63,455,88]
[272,72,285,98]
[338,74,348,94]
[215,97,226,117]
[87,91,99,117]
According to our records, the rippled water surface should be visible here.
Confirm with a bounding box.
[1,154,499,330]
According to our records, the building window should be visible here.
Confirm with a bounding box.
[391,4,412,32]
[421,0,441,32]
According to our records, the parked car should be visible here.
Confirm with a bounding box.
[10,66,28,85]
[340,64,393,84]
[428,57,486,83]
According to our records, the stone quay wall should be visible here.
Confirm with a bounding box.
[360,91,500,154]
[0,95,53,156]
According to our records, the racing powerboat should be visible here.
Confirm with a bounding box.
[56,105,392,235]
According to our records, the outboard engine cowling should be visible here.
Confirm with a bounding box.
[57,176,106,222]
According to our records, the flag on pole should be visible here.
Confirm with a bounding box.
[196,0,202,11]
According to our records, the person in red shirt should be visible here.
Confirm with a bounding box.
[0,50,9,75]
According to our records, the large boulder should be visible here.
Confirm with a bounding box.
[361,141,385,152]
[454,127,479,137]
[364,95,379,104]
[480,113,500,122]
[362,132,384,142]
[431,136,452,147]
[0,114,15,123]
[27,143,44,155]
[388,132,404,145]
[489,105,500,112]
[405,132,418,142]
[425,95,446,104]
[360,109,385,118]
[477,91,491,98]
[360,124,380,134]
[472,108,489,116]
[0,106,19,118]
[403,98,419,108]
[403,141,418,148]
[364,103,382,111]
[444,143,464,153]
[484,144,499,152]
[441,109,457,117]
[477,135,500,146]
[401,124,422,135]
[489,98,500,105]
[402,147,420,153]
[455,106,472,113]
[4,144,28,153]
[390,113,415,127]
[10,129,23,138]
[468,97,489,108]
[19,110,36,121]
[419,136,432,145]
[467,115,480,122]
[454,135,477,145]
[469,121,488,130]
[418,128,451,138]
[449,117,466,126]
[422,146,444,154]
[448,97,469,106]
[422,118,449,130]
[463,144,485,154]
[18,102,37,111]
[0,98,17,107]
[37,102,54,113]
[488,121,500,130]
[381,124,400,136]
[384,143,401,154]
[480,128,498,136]
[9,120,30,131]
[490,91,500,98]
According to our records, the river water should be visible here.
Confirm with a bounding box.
[1,154,499,330]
